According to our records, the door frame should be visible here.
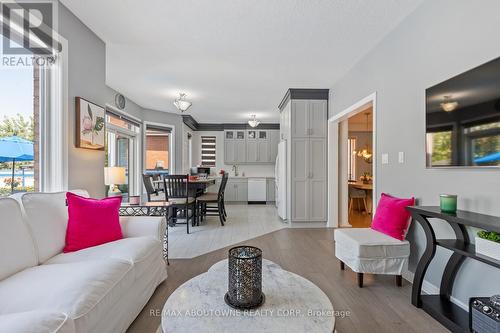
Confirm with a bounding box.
[327,92,377,228]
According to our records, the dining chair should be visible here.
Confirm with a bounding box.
[349,184,368,214]
[142,174,161,202]
[163,174,196,234]
[196,173,228,226]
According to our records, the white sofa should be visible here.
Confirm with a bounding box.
[0,190,168,333]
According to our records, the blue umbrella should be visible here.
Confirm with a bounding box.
[474,152,500,164]
[0,136,34,193]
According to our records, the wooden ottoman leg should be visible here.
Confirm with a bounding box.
[357,273,364,288]
[340,261,345,270]
[396,275,402,287]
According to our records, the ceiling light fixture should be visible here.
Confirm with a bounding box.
[173,93,192,112]
[440,95,458,112]
[248,115,261,128]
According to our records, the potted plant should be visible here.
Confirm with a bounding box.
[476,230,500,260]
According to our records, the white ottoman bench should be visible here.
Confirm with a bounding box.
[334,228,410,288]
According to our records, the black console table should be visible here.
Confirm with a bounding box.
[407,206,500,333]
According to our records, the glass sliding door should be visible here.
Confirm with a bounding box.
[105,112,141,198]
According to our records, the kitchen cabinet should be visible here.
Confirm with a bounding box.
[224,130,246,164]
[266,178,276,202]
[224,178,248,202]
[225,129,278,164]
[279,89,328,223]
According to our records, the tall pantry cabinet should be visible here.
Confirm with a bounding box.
[279,89,328,223]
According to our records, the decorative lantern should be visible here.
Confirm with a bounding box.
[224,246,265,309]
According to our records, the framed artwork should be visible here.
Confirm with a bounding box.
[75,97,105,150]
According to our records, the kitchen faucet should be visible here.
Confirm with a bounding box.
[232,164,239,176]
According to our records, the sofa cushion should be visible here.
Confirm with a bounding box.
[0,198,37,280]
[46,237,163,279]
[64,193,123,253]
[0,310,75,333]
[20,190,89,263]
[334,228,410,259]
[0,259,133,333]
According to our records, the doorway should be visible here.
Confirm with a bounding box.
[347,110,373,227]
[327,93,377,228]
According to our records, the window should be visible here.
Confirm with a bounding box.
[0,6,68,196]
[0,66,38,196]
[347,137,356,181]
[201,136,216,167]
[145,125,171,171]
[106,112,141,197]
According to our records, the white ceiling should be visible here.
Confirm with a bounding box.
[61,0,425,123]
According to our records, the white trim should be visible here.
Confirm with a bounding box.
[105,104,142,123]
[39,36,68,192]
[328,92,377,228]
[143,121,176,174]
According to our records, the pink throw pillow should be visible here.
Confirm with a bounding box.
[371,193,415,241]
[63,192,123,253]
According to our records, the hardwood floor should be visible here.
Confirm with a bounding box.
[349,210,372,228]
[127,228,449,333]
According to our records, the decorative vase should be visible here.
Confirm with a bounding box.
[475,237,500,260]
[224,246,264,309]
[440,194,457,213]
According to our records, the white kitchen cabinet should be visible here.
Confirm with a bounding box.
[224,130,246,164]
[279,89,328,223]
[225,178,248,202]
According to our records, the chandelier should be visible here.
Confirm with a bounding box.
[173,93,192,112]
[248,115,261,128]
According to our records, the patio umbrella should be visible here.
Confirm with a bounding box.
[0,136,34,193]
[474,152,500,164]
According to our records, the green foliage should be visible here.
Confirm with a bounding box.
[431,131,452,164]
[0,114,34,141]
[477,230,500,243]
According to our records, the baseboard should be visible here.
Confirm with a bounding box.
[402,270,469,312]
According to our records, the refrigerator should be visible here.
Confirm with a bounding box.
[275,141,287,220]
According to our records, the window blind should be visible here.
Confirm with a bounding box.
[201,136,216,167]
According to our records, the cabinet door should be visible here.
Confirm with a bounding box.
[309,100,327,138]
[257,140,270,162]
[236,181,248,202]
[266,179,276,202]
[246,140,258,163]
[308,138,327,221]
[291,100,309,138]
[235,140,247,163]
[291,138,309,221]
[224,181,238,202]
[270,130,279,162]
[224,141,235,164]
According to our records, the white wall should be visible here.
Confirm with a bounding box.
[330,0,500,306]
[191,131,275,177]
